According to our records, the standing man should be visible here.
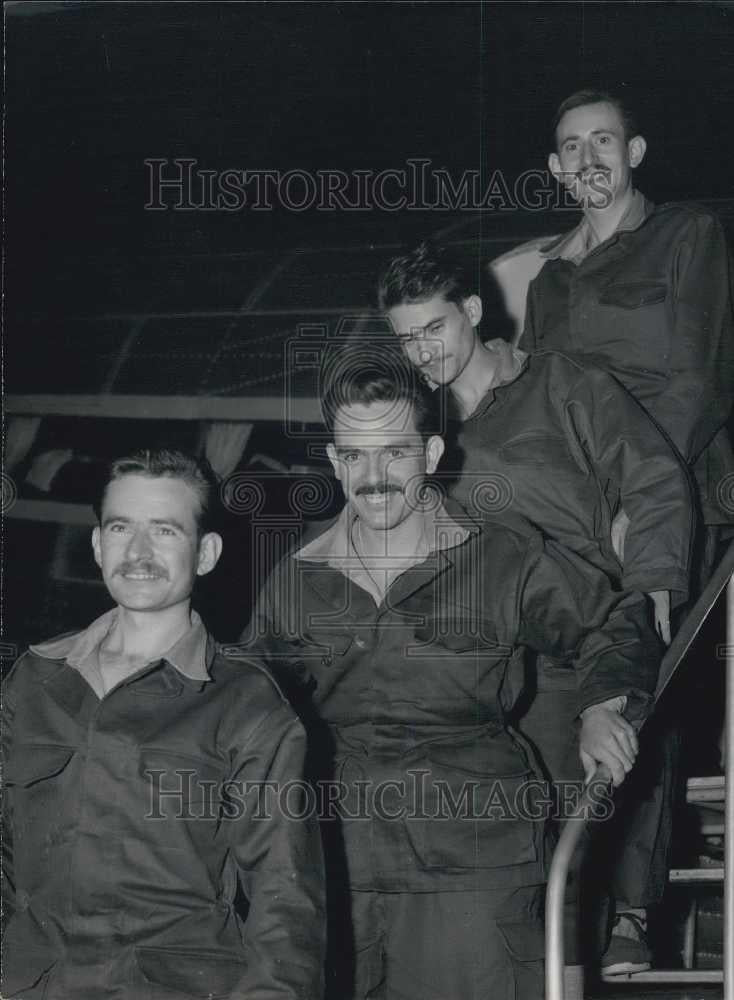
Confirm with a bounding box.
[524,89,734,579]
[521,88,734,971]
[243,358,660,1000]
[378,242,693,646]
[1,449,325,1000]
[377,241,695,974]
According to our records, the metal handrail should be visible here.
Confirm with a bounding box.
[545,544,734,1000]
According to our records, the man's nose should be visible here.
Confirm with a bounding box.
[366,453,386,482]
[126,527,154,560]
[404,339,426,365]
[580,140,594,167]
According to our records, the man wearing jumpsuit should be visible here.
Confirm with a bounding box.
[377,241,695,972]
[524,88,734,586]
[242,357,660,999]
[521,89,734,970]
[1,449,325,1000]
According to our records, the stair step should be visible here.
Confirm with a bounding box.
[669,867,724,882]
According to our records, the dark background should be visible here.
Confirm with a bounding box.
[4,2,734,666]
[6,1,734,315]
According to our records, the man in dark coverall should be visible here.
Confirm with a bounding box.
[521,89,734,971]
[242,357,659,1000]
[1,449,325,1000]
[524,89,734,587]
[378,241,696,973]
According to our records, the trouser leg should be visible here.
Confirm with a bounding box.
[604,710,680,909]
[383,886,544,1000]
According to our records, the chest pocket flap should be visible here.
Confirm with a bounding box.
[599,281,667,308]
[5,744,76,786]
[415,615,500,652]
[498,432,572,469]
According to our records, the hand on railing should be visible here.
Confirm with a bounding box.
[579,703,639,787]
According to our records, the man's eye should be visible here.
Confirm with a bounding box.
[342,453,360,464]
[108,523,127,533]
[597,135,610,145]
[388,448,405,459]
[156,526,176,536]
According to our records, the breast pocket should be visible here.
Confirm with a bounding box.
[595,280,671,372]
[598,280,667,309]
[412,613,501,653]
[498,432,576,471]
[302,628,355,668]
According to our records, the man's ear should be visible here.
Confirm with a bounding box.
[326,443,343,483]
[548,151,562,180]
[628,135,647,169]
[197,532,223,577]
[92,525,102,569]
[462,295,483,328]
[425,435,445,475]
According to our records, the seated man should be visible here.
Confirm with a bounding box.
[242,358,659,1000]
[1,448,325,1000]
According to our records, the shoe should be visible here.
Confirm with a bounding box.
[601,912,652,976]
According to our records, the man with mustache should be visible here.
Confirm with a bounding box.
[243,355,660,999]
[1,449,325,1000]
[377,240,696,975]
[524,89,734,590]
[521,89,734,972]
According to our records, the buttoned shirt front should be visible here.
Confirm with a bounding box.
[2,610,325,1000]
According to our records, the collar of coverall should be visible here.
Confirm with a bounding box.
[293,499,475,568]
[29,607,213,683]
[539,189,654,263]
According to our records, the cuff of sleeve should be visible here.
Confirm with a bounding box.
[621,571,689,607]
[580,695,627,719]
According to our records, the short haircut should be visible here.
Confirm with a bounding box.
[377,242,476,312]
[320,343,443,441]
[93,448,220,535]
[553,89,639,145]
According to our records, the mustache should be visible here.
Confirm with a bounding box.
[114,560,168,578]
[574,165,611,180]
[356,483,404,497]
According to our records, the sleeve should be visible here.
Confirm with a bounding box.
[564,365,695,604]
[227,702,326,1000]
[650,212,734,464]
[1,665,19,930]
[235,559,315,713]
[515,535,660,724]
[520,275,541,352]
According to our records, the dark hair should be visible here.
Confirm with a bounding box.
[553,89,639,145]
[93,448,220,535]
[320,342,443,441]
[377,242,476,312]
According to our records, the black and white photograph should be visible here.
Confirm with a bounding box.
[3,3,734,998]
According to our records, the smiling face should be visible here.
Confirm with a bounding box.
[327,398,444,532]
[92,474,221,614]
[387,293,482,387]
[549,100,646,210]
